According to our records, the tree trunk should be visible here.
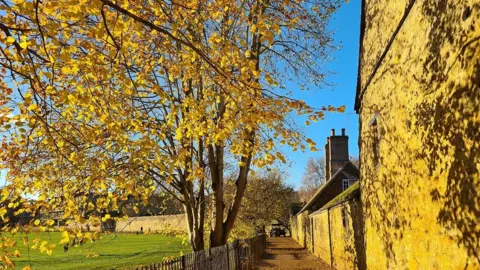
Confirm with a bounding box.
[208,131,254,247]
[209,143,226,247]
[189,226,205,251]
[223,149,253,237]
[184,196,205,251]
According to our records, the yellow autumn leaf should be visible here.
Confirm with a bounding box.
[6,36,15,45]
[337,105,346,113]
[19,41,28,49]
[0,208,7,219]
[61,66,71,74]
[27,104,38,111]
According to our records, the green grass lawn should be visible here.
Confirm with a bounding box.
[12,232,191,270]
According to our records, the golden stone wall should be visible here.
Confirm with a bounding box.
[297,212,306,247]
[358,0,480,268]
[291,198,364,269]
[329,200,364,270]
[291,214,299,242]
[115,214,187,233]
[291,212,306,247]
[312,211,331,263]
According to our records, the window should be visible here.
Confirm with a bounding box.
[342,179,357,191]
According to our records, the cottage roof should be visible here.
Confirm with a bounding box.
[296,161,359,215]
[290,203,304,216]
[309,181,361,216]
[355,0,416,112]
[354,0,367,112]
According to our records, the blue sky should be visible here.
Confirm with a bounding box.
[283,0,361,189]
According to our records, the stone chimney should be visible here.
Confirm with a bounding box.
[324,128,349,181]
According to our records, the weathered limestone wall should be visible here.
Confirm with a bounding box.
[291,211,307,247]
[291,198,364,269]
[305,213,314,252]
[64,220,101,232]
[297,212,307,247]
[291,212,305,247]
[311,209,331,265]
[291,214,299,242]
[328,200,365,270]
[115,214,187,233]
[358,0,480,268]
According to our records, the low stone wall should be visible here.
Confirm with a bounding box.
[56,214,187,233]
[291,197,365,270]
[64,221,101,232]
[115,214,187,233]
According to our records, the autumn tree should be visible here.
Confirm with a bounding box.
[0,0,343,262]
[225,171,294,238]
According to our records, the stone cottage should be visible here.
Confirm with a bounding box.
[291,1,479,269]
[291,129,362,269]
[297,129,359,215]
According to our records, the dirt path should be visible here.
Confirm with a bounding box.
[256,237,332,270]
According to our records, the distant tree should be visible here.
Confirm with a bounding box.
[298,155,359,202]
[350,155,360,168]
[225,171,295,238]
[298,157,325,202]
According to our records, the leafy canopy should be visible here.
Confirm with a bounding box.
[0,0,344,265]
